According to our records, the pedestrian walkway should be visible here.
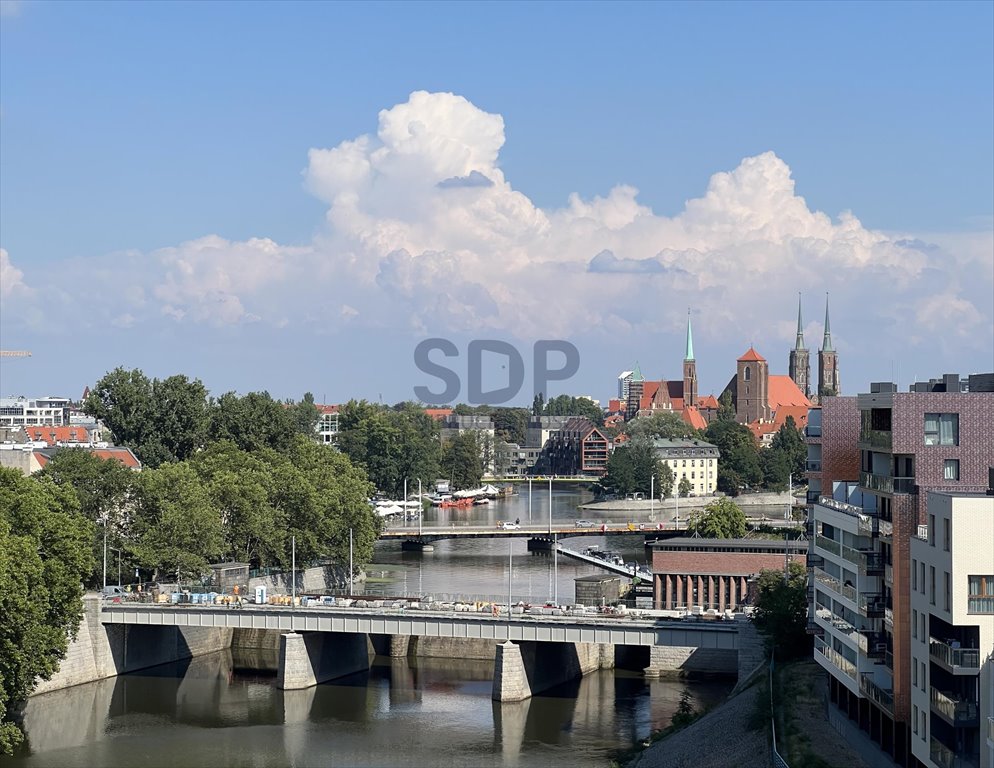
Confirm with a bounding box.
[825,695,898,768]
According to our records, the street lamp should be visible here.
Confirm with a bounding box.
[650,474,655,522]
[110,547,122,587]
[99,514,108,590]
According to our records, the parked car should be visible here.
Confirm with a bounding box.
[574,519,594,528]
[101,585,125,599]
[500,521,521,530]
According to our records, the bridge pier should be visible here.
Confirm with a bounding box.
[389,634,411,658]
[276,631,370,690]
[492,640,608,701]
[400,540,435,552]
[526,537,553,552]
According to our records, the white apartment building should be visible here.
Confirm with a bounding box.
[808,483,893,719]
[316,404,339,446]
[0,396,72,427]
[910,490,994,768]
[651,437,720,496]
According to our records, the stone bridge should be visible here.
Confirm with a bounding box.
[100,604,764,701]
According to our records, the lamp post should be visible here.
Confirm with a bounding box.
[291,535,296,603]
[508,537,513,630]
[553,532,558,607]
[349,528,354,596]
[650,474,655,522]
[110,547,122,587]
[404,477,408,528]
[548,475,552,535]
[418,478,423,536]
[100,514,108,590]
[786,473,792,521]
[528,477,532,523]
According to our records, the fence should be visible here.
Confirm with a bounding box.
[770,655,790,768]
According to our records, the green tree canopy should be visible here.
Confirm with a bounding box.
[0,468,94,754]
[441,431,483,490]
[678,476,693,498]
[705,418,762,493]
[84,368,210,467]
[687,497,747,538]
[492,407,530,445]
[753,560,811,657]
[289,392,321,437]
[543,394,603,424]
[626,411,702,441]
[208,391,299,453]
[601,438,664,497]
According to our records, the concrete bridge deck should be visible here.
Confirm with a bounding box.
[379,521,690,543]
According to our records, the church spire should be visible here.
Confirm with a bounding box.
[795,293,806,350]
[684,309,695,361]
[822,293,833,352]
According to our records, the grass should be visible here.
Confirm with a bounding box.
[776,660,840,768]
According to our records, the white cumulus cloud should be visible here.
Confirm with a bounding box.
[0,248,27,298]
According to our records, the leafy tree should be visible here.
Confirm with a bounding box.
[532,392,545,417]
[208,391,298,453]
[441,431,483,490]
[687,497,747,538]
[602,437,663,496]
[492,407,530,445]
[543,394,603,425]
[626,411,701,440]
[84,368,210,467]
[36,449,137,588]
[0,468,94,754]
[717,390,736,422]
[705,418,762,490]
[678,476,692,498]
[657,462,675,499]
[670,689,697,729]
[753,560,811,657]
[131,462,225,582]
[770,416,806,479]
[290,392,321,437]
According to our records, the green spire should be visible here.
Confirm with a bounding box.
[795,293,806,351]
[685,309,695,361]
[822,293,833,352]
[631,361,644,383]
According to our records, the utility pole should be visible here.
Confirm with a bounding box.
[508,537,513,628]
[291,535,296,603]
[553,532,558,606]
[418,478,423,536]
[548,475,552,535]
[349,528,354,596]
[650,474,655,522]
[786,473,792,521]
[528,477,532,523]
[101,514,107,590]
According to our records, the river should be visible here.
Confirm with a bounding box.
[9,487,741,767]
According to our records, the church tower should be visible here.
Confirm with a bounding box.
[788,294,811,398]
[736,347,770,424]
[626,361,644,421]
[682,310,698,407]
[817,294,840,398]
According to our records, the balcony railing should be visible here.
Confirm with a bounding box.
[806,460,822,472]
[806,553,825,569]
[859,551,885,576]
[858,630,888,659]
[859,471,916,494]
[815,535,841,557]
[814,567,857,603]
[815,636,856,679]
[931,737,979,768]
[878,519,893,537]
[859,674,894,714]
[931,689,979,726]
[859,593,885,618]
[818,495,871,518]
[859,429,892,449]
[987,716,994,746]
[884,607,893,628]
[929,638,981,673]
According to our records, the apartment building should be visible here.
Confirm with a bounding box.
[807,373,994,766]
[651,437,720,496]
[909,489,994,768]
[315,404,340,446]
[543,417,610,476]
[0,396,72,427]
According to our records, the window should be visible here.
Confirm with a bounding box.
[920,562,926,594]
[912,609,918,638]
[968,575,994,613]
[745,366,751,381]
[943,517,950,551]
[920,710,926,741]
[930,566,936,606]
[912,559,917,591]
[929,514,935,546]
[943,572,950,612]
[924,413,958,446]
[913,662,918,688]
[920,612,926,641]
[943,459,959,481]
[912,704,918,735]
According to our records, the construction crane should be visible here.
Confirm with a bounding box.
[0,350,32,357]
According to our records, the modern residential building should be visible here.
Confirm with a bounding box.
[525,415,573,451]
[495,442,543,478]
[618,370,634,401]
[909,489,994,768]
[648,537,807,612]
[315,404,340,446]
[651,437,721,497]
[808,372,994,766]
[0,396,72,427]
[543,417,610,476]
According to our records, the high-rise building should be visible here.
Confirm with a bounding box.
[789,294,811,398]
[625,362,645,421]
[618,370,634,401]
[807,373,994,766]
[818,294,841,399]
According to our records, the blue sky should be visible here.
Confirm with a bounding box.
[1,1,992,406]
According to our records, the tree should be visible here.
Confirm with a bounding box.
[36,449,137,588]
[532,392,545,417]
[753,560,811,657]
[290,392,321,437]
[687,497,747,538]
[492,407,530,445]
[770,416,806,479]
[678,476,692,498]
[705,418,762,490]
[0,468,94,754]
[602,438,663,497]
[83,368,210,468]
[657,462,675,499]
[670,689,697,729]
[441,431,483,490]
[208,391,298,453]
[626,411,701,440]
[543,394,603,425]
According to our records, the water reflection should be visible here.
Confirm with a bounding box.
[12,649,730,768]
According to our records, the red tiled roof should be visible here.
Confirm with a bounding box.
[24,426,90,446]
[767,375,811,410]
[683,406,708,431]
[640,380,685,412]
[316,404,340,415]
[89,448,141,469]
[607,399,624,413]
[737,347,766,362]
[33,452,49,469]
[697,395,720,410]
[424,408,454,421]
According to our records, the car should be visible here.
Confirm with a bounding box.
[500,521,521,530]
[101,585,125,599]
[574,519,594,528]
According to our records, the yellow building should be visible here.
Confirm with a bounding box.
[651,438,720,496]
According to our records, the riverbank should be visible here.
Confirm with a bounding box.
[581,492,793,513]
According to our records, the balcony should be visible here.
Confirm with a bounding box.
[859,428,892,450]
[806,553,825,569]
[884,607,893,629]
[878,519,893,538]
[858,630,888,660]
[814,567,857,604]
[806,460,822,472]
[806,490,821,504]
[806,618,825,636]
[859,551,885,577]
[859,471,917,494]
[987,716,994,748]
[931,737,979,768]
[815,636,856,680]
[805,425,822,438]
[929,638,982,674]
[815,534,841,557]
[859,674,894,714]
[931,689,979,727]
[859,593,885,618]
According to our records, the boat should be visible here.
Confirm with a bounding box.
[473,498,490,506]
[440,497,473,508]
